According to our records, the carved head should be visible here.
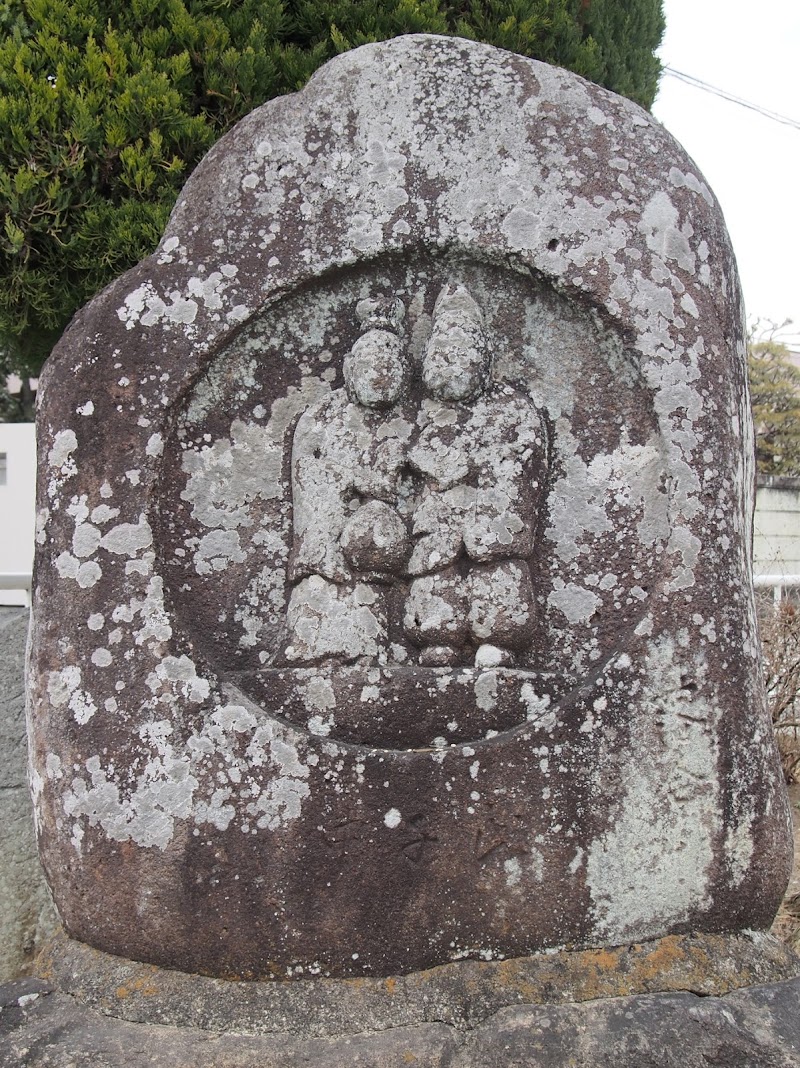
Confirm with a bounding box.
[343,297,407,409]
[423,286,491,403]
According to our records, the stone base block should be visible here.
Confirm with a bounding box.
[2,933,800,1066]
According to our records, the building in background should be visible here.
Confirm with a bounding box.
[753,475,800,603]
[0,423,35,606]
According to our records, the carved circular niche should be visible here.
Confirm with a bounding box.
[155,252,667,751]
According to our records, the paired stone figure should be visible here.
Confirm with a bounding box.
[286,286,548,669]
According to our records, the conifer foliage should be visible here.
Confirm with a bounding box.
[749,338,800,478]
[0,0,665,401]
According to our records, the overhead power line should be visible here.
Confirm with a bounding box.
[663,66,800,132]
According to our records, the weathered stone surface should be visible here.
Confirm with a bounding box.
[29,34,791,980]
[0,978,457,1068]
[458,982,800,1067]
[0,610,58,981]
[32,931,800,1037]
[3,963,800,1067]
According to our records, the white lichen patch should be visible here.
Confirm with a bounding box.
[181,419,277,529]
[101,517,153,556]
[243,720,311,831]
[299,674,337,709]
[586,637,719,940]
[45,754,63,780]
[60,686,317,850]
[96,574,175,654]
[193,528,247,575]
[547,581,600,625]
[638,190,696,274]
[35,507,50,546]
[63,745,198,851]
[474,644,504,668]
[235,551,288,650]
[46,429,78,501]
[545,432,669,565]
[182,374,330,507]
[156,234,186,265]
[145,433,164,458]
[47,666,97,725]
[48,429,77,471]
[54,500,153,589]
[667,166,713,206]
[286,577,384,664]
[384,808,401,828]
[146,655,211,705]
[55,552,102,589]
[297,674,337,736]
[474,671,498,712]
[503,857,521,887]
[117,282,199,330]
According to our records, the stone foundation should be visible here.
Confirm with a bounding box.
[2,932,800,1066]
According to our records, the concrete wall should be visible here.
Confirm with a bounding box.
[0,423,35,606]
[753,477,800,596]
[0,608,58,980]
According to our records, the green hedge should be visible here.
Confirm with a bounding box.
[0,0,665,408]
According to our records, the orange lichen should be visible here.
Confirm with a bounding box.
[585,948,618,973]
[125,976,159,997]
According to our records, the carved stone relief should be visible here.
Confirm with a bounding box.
[287,284,547,674]
[156,257,662,751]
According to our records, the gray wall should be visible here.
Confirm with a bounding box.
[754,477,800,582]
[0,608,58,980]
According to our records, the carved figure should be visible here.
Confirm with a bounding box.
[403,286,548,667]
[286,286,547,670]
[286,297,413,664]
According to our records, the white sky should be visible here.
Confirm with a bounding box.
[653,0,800,346]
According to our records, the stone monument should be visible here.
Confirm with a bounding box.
[6,33,800,1066]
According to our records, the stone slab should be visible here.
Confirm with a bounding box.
[32,930,800,1038]
[2,971,800,1067]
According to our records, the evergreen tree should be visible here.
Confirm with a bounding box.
[749,338,800,478]
[0,0,665,394]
